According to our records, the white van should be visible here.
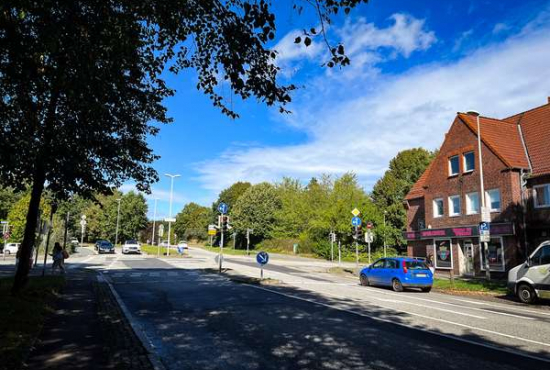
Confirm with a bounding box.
[508,241,550,304]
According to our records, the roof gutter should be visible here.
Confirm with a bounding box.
[516,113,533,172]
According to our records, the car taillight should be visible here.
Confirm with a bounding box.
[402,260,408,274]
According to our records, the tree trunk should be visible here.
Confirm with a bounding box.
[11,165,46,295]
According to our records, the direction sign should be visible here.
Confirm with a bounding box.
[164,217,176,222]
[218,202,229,214]
[351,208,361,217]
[351,217,362,227]
[256,251,269,266]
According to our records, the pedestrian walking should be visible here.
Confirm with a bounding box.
[51,242,66,274]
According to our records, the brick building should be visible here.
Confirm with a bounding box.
[404,98,550,277]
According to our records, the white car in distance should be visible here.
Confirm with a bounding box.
[122,239,141,254]
[3,243,20,254]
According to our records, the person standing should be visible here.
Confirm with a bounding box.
[51,242,66,274]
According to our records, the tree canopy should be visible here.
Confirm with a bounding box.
[174,202,212,242]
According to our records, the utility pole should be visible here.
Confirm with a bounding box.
[468,110,491,280]
[329,231,335,262]
[338,239,341,265]
[246,228,252,256]
[165,173,181,257]
[151,198,158,246]
[383,210,387,257]
[115,198,122,247]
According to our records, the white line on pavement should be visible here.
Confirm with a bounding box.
[446,297,550,317]
[246,284,550,362]
[374,297,486,320]
[359,286,535,320]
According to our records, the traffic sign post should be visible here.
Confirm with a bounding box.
[158,224,165,256]
[365,230,374,264]
[218,203,229,273]
[246,228,253,256]
[256,251,269,279]
[351,216,362,267]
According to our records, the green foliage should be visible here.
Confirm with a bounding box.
[212,182,251,216]
[7,194,50,243]
[232,183,281,239]
[371,148,435,246]
[0,187,22,221]
[174,203,212,241]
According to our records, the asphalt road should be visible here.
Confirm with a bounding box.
[101,257,548,370]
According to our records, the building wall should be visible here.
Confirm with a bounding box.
[406,198,425,232]
[421,117,523,230]
[525,174,550,249]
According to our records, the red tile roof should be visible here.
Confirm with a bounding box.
[405,160,433,200]
[457,113,529,169]
[504,102,550,177]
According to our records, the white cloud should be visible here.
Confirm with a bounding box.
[195,12,550,195]
[492,23,511,34]
[274,30,324,63]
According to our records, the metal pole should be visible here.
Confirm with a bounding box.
[472,112,491,280]
[63,211,70,250]
[338,240,341,265]
[383,211,387,257]
[368,241,371,265]
[151,198,158,247]
[167,222,172,257]
[165,174,180,257]
[115,199,121,247]
[219,224,224,272]
[355,226,359,267]
[246,229,250,256]
[330,232,334,262]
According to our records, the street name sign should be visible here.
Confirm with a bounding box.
[164,217,176,222]
[351,217,362,227]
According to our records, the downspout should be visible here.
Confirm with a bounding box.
[517,117,531,257]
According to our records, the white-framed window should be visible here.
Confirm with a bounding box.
[448,195,461,216]
[479,237,505,272]
[448,155,459,176]
[485,189,501,212]
[466,192,479,214]
[463,151,475,172]
[433,198,444,218]
[534,184,550,208]
[433,239,453,269]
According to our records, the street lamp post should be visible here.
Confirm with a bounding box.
[151,198,159,246]
[383,210,387,257]
[115,198,121,246]
[468,110,491,280]
[165,173,181,257]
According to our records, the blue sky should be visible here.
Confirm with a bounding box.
[121,0,550,219]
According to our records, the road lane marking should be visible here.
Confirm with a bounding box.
[358,286,535,321]
[246,284,550,363]
[374,298,486,320]
[446,297,550,317]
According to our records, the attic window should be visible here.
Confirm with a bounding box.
[448,155,459,176]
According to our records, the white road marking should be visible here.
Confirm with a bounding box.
[446,297,550,317]
[246,284,550,363]
[358,286,535,320]
[373,297,486,320]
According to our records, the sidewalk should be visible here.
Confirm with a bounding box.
[23,270,154,370]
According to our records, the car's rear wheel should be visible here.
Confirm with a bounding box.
[4,250,10,255]
[360,274,369,286]
[392,278,404,292]
[517,283,537,304]
[421,287,432,293]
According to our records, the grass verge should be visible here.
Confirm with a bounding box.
[433,278,507,295]
[0,276,65,370]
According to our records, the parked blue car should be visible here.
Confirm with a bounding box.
[360,257,433,292]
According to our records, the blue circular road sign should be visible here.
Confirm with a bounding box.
[256,251,269,266]
[218,202,229,214]
[351,216,362,227]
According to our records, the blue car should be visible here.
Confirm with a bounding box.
[359,257,433,292]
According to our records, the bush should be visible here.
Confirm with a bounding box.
[256,238,299,253]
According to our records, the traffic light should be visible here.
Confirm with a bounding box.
[356,225,363,237]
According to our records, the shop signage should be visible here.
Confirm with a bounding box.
[403,223,514,241]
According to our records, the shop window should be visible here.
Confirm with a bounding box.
[463,151,475,172]
[485,189,501,212]
[433,198,444,218]
[449,155,459,176]
[534,184,550,208]
[448,195,461,216]
[434,240,453,269]
[466,192,479,214]
[479,237,505,271]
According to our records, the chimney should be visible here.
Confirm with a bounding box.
[547,96,550,104]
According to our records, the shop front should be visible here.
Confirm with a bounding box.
[405,223,515,276]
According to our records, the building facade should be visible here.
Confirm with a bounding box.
[404,98,550,277]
